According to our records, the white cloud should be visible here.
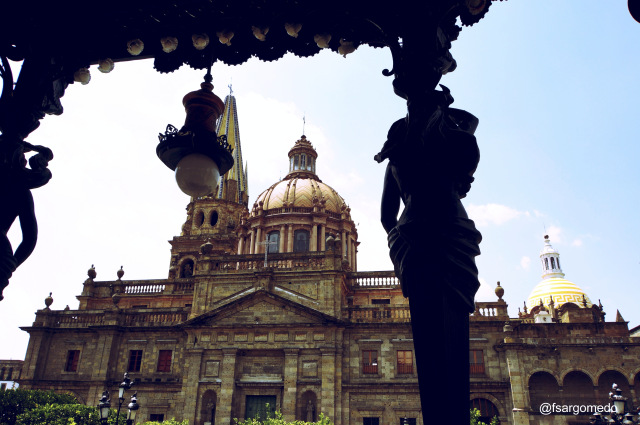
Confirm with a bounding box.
[520,256,531,270]
[546,225,562,243]
[572,238,583,247]
[475,277,497,302]
[467,203,528,227]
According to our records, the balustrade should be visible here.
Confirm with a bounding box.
[346,305,411,323]
[348,271,399,288]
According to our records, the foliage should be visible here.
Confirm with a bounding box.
[234,410,332,425]
[16,404,126,425]
[0,388,78,425]
[470,409,498,425]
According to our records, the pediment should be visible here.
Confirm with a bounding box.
[183,289,340,327]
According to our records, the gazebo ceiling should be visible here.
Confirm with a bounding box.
[2,0,493,71]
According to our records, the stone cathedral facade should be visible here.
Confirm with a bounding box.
[15,93,640,425]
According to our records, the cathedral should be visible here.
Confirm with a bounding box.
[12,92,640,425]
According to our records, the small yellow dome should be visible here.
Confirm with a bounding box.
[253,177,347,215]
[526,277,592,310]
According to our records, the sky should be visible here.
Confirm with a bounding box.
[2,1,640,360]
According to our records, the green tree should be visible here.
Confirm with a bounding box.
[16,404,126,425]
[0,388,78,425]
[470,408,498,425]
[235,410,332,425]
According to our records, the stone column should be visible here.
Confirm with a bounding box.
[288,226,294,252]
[341,231,347,259]
[249,230,255,254]
[283,349,299,421]
[346,235,351,265]
[505,348,531,425]
[217,349,238,425]
[183,348,204,425]
[320,225,326,251]
[280,225,286,253]
[311,224,318,252]
[238,236,245,255]
[255,227,262,254]
[320,348,336,420]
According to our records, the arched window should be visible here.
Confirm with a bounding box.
[470,399,499,425]
[300,154,306,170]
[294,230,310,252]
[210,210,219,227]
[290,156,294,172]
[181,259,195,278]
[557,258,561,269]
[551,258,556,269]
[294,155,299,170]
[598,370,631,408]
[267,231,279,253]
[563,371,595,406]
[529,372,560,413]
[544,258,549,270]
[195,210,205,227]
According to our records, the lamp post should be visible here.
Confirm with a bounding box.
[590,384,640,425]
[116,372,134,424]
[97,390,111,425]
[156,68,234,198]
[126,393,140,425]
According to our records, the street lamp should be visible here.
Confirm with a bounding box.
[590,384,640,425]
[156,69,234,198]
[127,393,140,425]
[97,390,111,425]
[115,372,134,424]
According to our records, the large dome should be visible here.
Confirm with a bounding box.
[251,135,350,217]
[254,177,347,214]
[526,277,593,310]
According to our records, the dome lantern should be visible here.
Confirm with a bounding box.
[540,235,564,279]
[287,135,318,179]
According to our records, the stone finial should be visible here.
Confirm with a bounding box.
[88,264,97,279]
[44,292,53,310]
[112,292,122,308]
[582,294,588,307]
[494,281,504,300]
[64,305,70,311]
[117,266,124,280]
[616,310,626,322]
[200,238,214,255]
[523,301,528,314]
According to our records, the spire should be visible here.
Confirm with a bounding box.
[216,92,248,205]
[539,235,564,279]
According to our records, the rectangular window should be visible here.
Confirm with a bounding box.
[470,350,485,375]
[128,350,143,372]
[363,418,380,425]
[65,350,80,372]
[362,350,378,374]
[399,419,416,425]
[397,350,413,374]
[157,350,172,372]
[371,299,391,305]
[149,414,165,422]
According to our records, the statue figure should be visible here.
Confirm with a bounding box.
[0,141,53,300]
[377,85,481,417]
[306,400,315,422]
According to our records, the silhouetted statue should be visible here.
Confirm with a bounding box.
[0,141,53,300]
[377,84,481,418]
